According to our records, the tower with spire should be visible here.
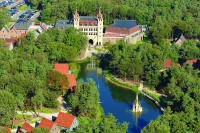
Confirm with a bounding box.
[97,7,103,45]
[73,6,80,29]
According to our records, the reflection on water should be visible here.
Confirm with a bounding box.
[78,61,161,133]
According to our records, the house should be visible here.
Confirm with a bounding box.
[53,63,77,91]
[3,38,17,50]
[38,118,60,133]
[18,122,33,133]
[0,26,11,39]
[175,34,186,46]
[12,19,32,35]
[104,20,144,44]
[0,126,11,133]
[10,27,19,37]
[0,22,28,50]
[55,112,79,132]
[53,63,69,75]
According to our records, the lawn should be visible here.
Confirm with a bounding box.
[35,106,60,113]
[77,117,91,124]
[142,89,161,102]
[18,4,28,10]
[5,23,13,29]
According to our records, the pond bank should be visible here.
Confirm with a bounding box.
[104,71,165,112]
[104,72,139,93]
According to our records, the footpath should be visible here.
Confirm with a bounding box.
[138,82,164,112]
[11,96,67,133]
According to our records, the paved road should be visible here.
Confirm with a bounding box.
[11,10,25,20]
[30,11,40,21]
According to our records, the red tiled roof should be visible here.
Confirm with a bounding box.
[20,122,33,133]
[164,59,171,68]
[105,25,140,35]
[55,112,76,129]
[38,118,54,130]
[10,37,19,42]
[21,33,27,37]
[53,64,69,75]
[186,60,197,65]
[66,74,77,87]
[4,38,15,45]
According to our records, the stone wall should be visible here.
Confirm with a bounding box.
[128,32,144,44]
[103,37,123,44]
[103,32,144,45]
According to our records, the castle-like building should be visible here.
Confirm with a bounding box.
[55,9,145,46]
[55,9,103,46]
[74,9,103,46]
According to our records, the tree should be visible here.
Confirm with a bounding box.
[73,114,128,133]
[67,79,100,118]
[100,113,128,133]
[0,7,10,29]
[28,0,40,9]
[40,3,52,22]
[46,71,69,93]
[19,32,35,46]
[37,28,87,62]
[0,90,17,126]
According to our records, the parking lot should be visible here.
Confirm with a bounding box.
[0,0,15,7]
[0,0,40,21]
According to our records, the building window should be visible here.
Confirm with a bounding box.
[89,22,92,26]
[79,22,82,26]
[94,22,97,26]
[84,22,87,26]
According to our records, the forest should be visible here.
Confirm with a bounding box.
[0,18,128,132]
[0,27,87,127]
[102,40,200,132]
[0,0,200,132]
[28,0,200,43]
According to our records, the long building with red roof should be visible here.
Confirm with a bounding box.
[53,64,69,75]
[104,20,145,44]
[53,63,77,91]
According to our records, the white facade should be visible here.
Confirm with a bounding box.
[73,9,103,46]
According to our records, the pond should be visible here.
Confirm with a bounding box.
[77,62,161,133]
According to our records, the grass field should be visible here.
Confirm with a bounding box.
[18,4,28,10]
